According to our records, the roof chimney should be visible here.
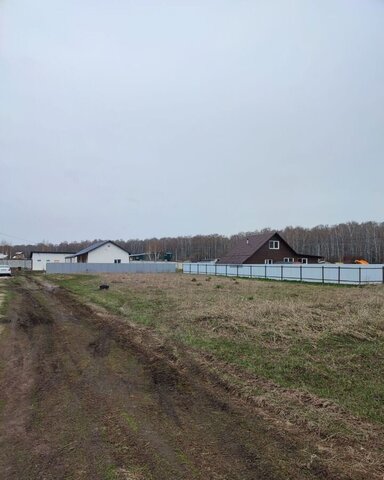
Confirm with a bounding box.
[246,238,249,245]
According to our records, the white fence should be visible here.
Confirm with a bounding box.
[183,263,384,285]
[46,262,177,274]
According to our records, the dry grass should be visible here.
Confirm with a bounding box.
[51,272,384,478]
[54,273,384,421]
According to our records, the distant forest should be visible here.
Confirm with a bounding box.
[2,221,384,263]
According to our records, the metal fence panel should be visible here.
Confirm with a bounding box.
[183,263,384,285]
[0,259,32,269]
[46,262,177,274]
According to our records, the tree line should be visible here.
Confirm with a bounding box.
[1,221,383,263]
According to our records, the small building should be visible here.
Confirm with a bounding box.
[30,251,76,271]
[217,232,323,265]
[12,252,25,260]
[66,240,130,264]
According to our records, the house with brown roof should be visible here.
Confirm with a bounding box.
[217,232,323,265]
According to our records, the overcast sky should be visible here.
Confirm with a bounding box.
[1,0,383,244]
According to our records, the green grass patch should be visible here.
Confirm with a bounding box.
[103,465,118,480]
[0,398,5,415]
[181,331,384,423]
[0,280,16,321]
[52,275,170,327]
[121,412,139,432]
[51,274,384,424]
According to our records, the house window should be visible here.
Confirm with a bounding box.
[264,259,273,264]
[283,258,294,263]
[269,240,280,249]
[114,259,121,264]
[300,258,308,264]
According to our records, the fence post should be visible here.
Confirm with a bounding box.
[322,266,324,284]
[226,264,228,277]
[300,265,302,282]
[236,265,239,277]
[265,264,267,279]
[215,263,217,276]
[382,266,384,284]
[206,264,208,275]
[281,265,283,281]
[338,266,341,284]
[359,267,361,285]
[197,263,199,275]
[250,265,253,279]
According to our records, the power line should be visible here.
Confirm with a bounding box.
[0,231,34,244]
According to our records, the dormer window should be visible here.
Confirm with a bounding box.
[269,240,280,249]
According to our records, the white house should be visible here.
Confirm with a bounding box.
[30,251,76,271]
[66,241,130,264]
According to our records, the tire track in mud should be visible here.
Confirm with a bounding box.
[0,277,359,479]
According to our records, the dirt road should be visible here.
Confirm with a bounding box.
[0,276,374,479]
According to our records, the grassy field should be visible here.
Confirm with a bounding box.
[0,279,13,321]
[53,272,384,425]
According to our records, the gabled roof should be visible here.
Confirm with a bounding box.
[217,232,278,264]
[30,251,75,259]
[217,232,323,264]
[66,240,130,258]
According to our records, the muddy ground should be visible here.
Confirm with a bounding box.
[0,276,382,480]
